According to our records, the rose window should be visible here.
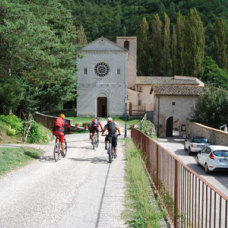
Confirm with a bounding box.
[94,62,110,77]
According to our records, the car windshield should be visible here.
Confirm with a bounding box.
[192,138,208,143]
[213,150,228,157]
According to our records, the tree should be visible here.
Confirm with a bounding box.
[213,18,227,69]
[191,88,228,128]
[137,17,150,76]
[151,14,162,75]
[172,25,178,75]
[201,56,228,90]
[163,13,171,76]
[184,8,205,76]
[175,12,186,75]
[76,25,88,45]
[0,0,79,113]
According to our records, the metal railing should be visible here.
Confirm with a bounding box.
[131,128,228,228]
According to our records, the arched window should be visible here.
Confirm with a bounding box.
[124,41,129,50]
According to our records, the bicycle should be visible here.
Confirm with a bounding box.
[53,136,67,162]
[102,134,119,163]
[92,131,99,150]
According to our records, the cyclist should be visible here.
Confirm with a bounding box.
[102,117,121,158]
[53,114,71,157]
[90,118,103,143]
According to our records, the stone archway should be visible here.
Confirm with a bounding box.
[166,116,180,137]
[97,92,107,117]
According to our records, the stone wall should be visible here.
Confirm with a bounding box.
[35,112,72,130]
[186,121,228,146]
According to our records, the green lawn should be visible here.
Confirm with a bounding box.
[0,147,44,176]
[68,116,141,128]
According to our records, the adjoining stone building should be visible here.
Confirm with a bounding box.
[77,36,205,137]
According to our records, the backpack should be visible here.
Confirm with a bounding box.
[92,121,98,128]
[107,121,116,135]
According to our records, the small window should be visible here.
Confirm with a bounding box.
[117,68,120,74]
[84,68,87,74]
[138,100,142,106]
[139,87,142,92]
[172,101,175,106]
[124,41,129,50]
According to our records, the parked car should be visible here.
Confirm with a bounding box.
[197,145,228,174]
[184,136,209,155]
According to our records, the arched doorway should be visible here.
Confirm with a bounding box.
[97,92,107,117]
[166,116,180,137]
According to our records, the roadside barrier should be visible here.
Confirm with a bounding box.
[131,127,228,228]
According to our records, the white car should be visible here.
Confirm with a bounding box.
[184,136,209,155]
[197,145,228,174]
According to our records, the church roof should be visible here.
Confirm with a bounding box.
[136,75,204,86]
[152,85,204,96]
[81,36,127,52]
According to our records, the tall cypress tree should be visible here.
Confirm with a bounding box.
[151,14,162,75]
[77,25,87,45]
[137,17,149,76]
[213,18,227,69]
[176,12,185,75]
[172,25,178,75]
[163,13,171,76]
[184,8,205,76]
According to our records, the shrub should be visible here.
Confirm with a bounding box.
[6,127,16,136]
[0,114,23,134]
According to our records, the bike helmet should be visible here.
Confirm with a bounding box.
[107,117,112,122]
[60,113,65,119]
[92,118,97,124]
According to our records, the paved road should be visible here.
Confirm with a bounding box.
[158,138,228,197]
[0,133,126,228]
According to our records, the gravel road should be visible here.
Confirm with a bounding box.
[158,138,228,197]
[0,133,127,228]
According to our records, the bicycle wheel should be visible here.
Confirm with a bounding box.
[92,138,95,150]
[108,142,112,163]
[95,133,99,148]
[54,142,60,162]
[64,139,67,157]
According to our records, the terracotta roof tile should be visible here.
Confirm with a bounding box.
[136,76,204,86]
[153,85,204,95]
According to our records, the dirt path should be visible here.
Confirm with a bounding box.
[0,132,127,228]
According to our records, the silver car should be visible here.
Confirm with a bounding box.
[184,136,209,155]
[197,145,228,174]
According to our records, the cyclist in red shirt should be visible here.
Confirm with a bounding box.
[53,114,71,157]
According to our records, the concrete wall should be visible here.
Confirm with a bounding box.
[186,121,228,146]
[136,84,154,111]
[154,95,198,137]
[35,112,72,130]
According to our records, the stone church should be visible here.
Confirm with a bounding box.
[76,36,205,137]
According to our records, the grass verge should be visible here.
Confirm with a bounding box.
[124,139,163,227]
[0,147,44,176]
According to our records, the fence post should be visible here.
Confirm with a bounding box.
[156,144,159,190]
[174,160,178,228]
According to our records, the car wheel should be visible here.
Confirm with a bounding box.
[184,144,187,151]
[196,157,200,166]
[188,147,192,155]
[205,164,210,174]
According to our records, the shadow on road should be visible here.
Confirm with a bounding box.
[69,157,108,164]
[39,155,54,162]
[68,145,92,149]
[174,149,190,156]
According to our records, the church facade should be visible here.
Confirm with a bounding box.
[77,36,136,117]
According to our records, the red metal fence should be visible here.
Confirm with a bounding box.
[131,128,228,228]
